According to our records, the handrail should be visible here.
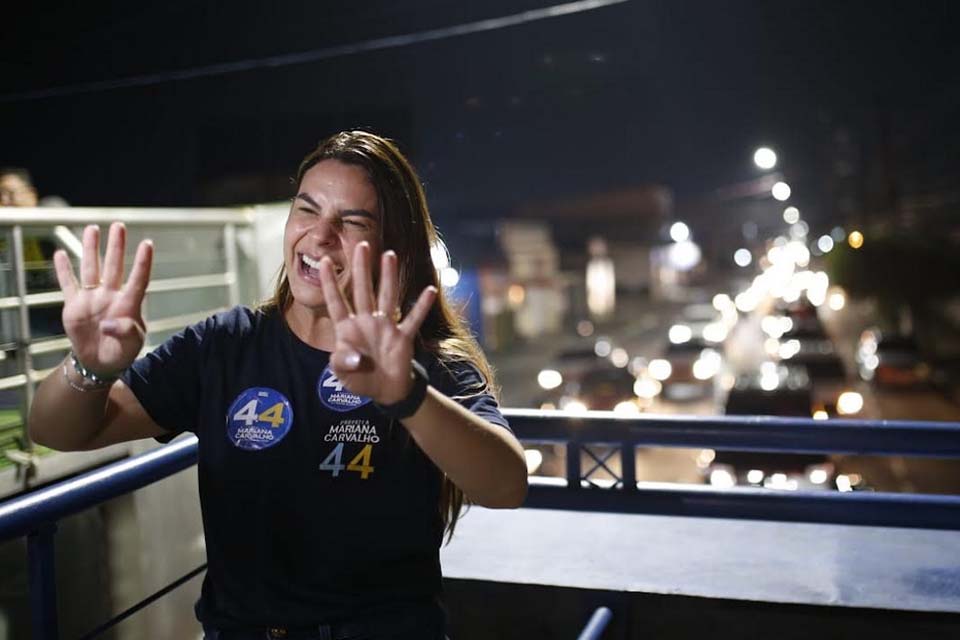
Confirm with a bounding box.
[0,208,258,493]
[2,410,960,638]
[506,408,960,457]
[0,206,253,225]
[507,409,960,531]
[0,435,197,541]
[576,606,612,640]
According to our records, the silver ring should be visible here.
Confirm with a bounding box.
[82,283,99,290]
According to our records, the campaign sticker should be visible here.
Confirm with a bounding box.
[226,387,293,451]
[318,365,372,412]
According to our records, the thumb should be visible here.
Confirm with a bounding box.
[100,317,145,341]
[331,349,363,373]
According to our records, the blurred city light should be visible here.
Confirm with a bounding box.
[524,449,543,474]
[831,226,847,242]
[789,221,809,239]
[440,267,460,287]
[669,324,693,344]
[613,400,640,416]
[668,240,702,271]
[747,469,764,484]
[765,473,798,490]
[848,230,864,249]
[753,147,778,170]
[836,475,853,492]
[771,181,792,201]
[734,248,752,267]
[735,291,760,313]
[709,468,736,489]
[782,206,800,224]
[633,376,662,399]
[610,347,629,368]
[586,249,616,317]
[669,221,691,242]
[693,349,722,380]
[430,241,450,270]
[507,284,525,307]
[537,369,563,390]
[812,409,829,420]
[712,293,733,310]
[562,399,589,414]
[648,359,672,381]
[817,235,835,253]
[594,338,612,357]
[837,391,864,415]
[629,356,648,375]
[576,319,595,337]
[828,290,846,311]
[778,339,801,360]
[702,321,728,343]
[697,449,716,467]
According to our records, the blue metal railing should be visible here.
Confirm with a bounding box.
[510,410,960,530]
[1,410,959,639]
[576,606,613,640]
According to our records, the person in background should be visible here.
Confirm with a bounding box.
[0,167,64,336]
[28,130,528,639]
[0,167,39,207]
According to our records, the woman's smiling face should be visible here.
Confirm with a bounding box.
[284,159,382,314]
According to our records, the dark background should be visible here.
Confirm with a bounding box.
[3,0,958,239]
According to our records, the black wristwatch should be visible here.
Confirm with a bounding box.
[374,359,429,419]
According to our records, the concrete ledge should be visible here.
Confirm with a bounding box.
[441,507,960,614]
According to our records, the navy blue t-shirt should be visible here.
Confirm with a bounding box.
[121,306,509,629]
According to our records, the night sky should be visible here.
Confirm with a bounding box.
[2,1,958,239]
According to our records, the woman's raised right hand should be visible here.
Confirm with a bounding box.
[53,223,154,376]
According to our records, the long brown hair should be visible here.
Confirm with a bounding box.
[262,130,497,541]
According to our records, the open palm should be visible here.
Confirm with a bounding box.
[320,242,436,405]
[54,223,154,376]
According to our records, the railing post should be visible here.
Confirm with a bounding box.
[566,440,581,489]
[620,442,636,491]
[223,223,240,307]
[27,523,59,640]
[576,606,612,640]
[11,225,37,430]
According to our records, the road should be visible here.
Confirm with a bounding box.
[489,288,960,493]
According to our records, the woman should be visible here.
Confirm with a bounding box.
[29,131,528,639]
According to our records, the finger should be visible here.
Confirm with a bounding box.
[99,317,145,342]
[351,242,375,315]
[80,225,101,287]
[398,286,437,337]
[319,256,351,322]
[376,251,398,318]
[101,222,126,290]
[124,239,154,307]
[53,250,78,299]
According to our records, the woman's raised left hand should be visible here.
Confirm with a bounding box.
[319,241,436,404]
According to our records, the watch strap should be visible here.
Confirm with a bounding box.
[374,359,429,419]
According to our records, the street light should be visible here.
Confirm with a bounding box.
[669,221,690,243]
[772,181,791,201]
[753,147,777,170]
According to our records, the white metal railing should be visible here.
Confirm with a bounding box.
[0,206,263,491]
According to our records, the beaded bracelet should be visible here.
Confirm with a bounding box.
[63,351,120,391]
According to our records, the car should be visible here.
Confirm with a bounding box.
[782,340,845,380]
[657,338,723,401]
[538,356,640,413]
[857,330,931,387]
[711,365,834,488]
